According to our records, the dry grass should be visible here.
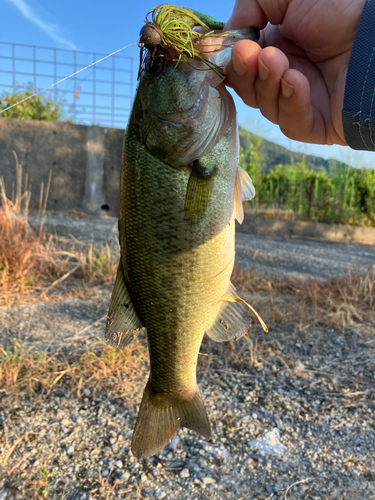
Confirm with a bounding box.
[0,338,148,401]
[232,265,375,330]
[0,151,51,295]
[1,264,374,399]
[0,153,117,306]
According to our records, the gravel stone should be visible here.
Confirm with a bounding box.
[121,471,130,482]
[67,445,75,456]
[169,435,180,451]
[180,469,190,478]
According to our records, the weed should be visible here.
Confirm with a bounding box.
[39,466,50,498]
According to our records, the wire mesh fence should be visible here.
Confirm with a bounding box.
[0,41,134,129]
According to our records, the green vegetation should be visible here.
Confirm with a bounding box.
[239,128,375,226]
[0,85,63,121]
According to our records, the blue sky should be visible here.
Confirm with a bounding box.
[1,0,374,168]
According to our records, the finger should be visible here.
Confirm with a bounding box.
[254,46,290,124]
[225,0,268,30]
[278,69,326,144]
[225,40,262,108]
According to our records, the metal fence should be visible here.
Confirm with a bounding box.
[0,41,134,129]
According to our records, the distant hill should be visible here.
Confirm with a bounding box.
[239,127,350,173]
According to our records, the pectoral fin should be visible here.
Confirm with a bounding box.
[104,264,144,348]
[206,283,267,342]
[184,160,216,223]
[233,167,255,224]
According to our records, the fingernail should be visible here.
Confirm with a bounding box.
[231,50,247,76]
[281,78,294,98]
[258,58,269,81]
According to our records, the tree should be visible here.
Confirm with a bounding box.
[0,86,63,121]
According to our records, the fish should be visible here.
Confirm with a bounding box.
[104,26,263,459]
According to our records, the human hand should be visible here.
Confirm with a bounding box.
[225,0,366,146]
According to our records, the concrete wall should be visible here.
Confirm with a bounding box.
[0,118,124,216]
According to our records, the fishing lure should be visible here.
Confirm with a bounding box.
[138,4,229,79]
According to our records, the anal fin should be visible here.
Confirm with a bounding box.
[104,264,144,348]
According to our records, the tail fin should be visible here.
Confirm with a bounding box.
[131,381,210,459]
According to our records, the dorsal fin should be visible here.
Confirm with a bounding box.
[233,167,255,223]
[104,264,144,348]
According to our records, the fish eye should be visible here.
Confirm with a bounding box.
[144,56,164,78]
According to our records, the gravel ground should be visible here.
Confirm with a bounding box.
[0,312,374,500]
[1,212,374,499]
[235,233,375,279]
[29,213,119,246]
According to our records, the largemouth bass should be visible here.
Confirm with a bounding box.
[105,27,261,459]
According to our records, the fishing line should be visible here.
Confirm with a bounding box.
[0,42,137,115]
